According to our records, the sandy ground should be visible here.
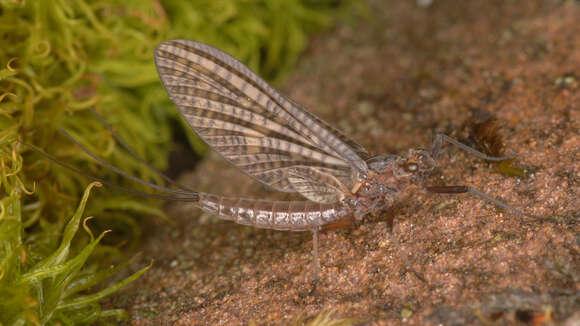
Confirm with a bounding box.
[111,1,579,325]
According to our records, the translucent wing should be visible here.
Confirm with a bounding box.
[287,167,350,203]
[155,39,369,202]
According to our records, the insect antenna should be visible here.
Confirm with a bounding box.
[89,108,195,192]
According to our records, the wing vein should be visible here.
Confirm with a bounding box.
[155,39,369,200]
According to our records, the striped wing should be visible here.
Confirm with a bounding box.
[155,39,369,203]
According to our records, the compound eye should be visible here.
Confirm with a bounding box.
[405,163,418,172]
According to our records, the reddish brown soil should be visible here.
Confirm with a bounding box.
[113,1,579,325]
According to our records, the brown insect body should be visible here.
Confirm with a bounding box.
[195,149,438,231]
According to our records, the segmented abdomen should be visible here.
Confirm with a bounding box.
[198,193,349,231]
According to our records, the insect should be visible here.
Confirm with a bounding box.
[38,40,540,281]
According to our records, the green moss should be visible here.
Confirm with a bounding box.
[0,0,363,323]
[0,182,150,324]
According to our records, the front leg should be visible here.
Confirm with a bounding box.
[431,133,517,161]
[426,185,542,220]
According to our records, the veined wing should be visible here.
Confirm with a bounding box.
[155,39,369,202]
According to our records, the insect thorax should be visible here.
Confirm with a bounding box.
[372,149,435,181]
[344,149,436,220]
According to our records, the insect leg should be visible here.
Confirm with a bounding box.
[312,228,320,283]
[431,133,517,161]
[426,185,543,220]
[425,186,469,194]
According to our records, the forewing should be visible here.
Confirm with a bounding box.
[155,39,368,200]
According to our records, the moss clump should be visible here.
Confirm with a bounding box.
[0,0,362,323]
[0,182,150,324]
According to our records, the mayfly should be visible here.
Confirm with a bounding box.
[37,40,541,281]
